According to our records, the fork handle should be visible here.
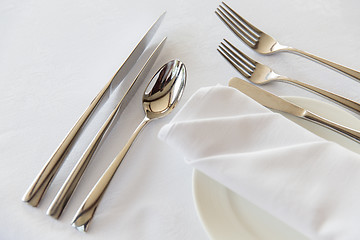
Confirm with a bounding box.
[281,77,360,114]
[286,48,360,82]
[304,111,360,142]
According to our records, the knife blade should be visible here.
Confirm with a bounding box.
[229,77,360,143]
[22,13,166,207]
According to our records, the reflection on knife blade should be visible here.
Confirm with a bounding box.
[229,77,360,143]
[22,12,166,207]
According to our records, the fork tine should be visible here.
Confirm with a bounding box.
[215,8,256,48]
[218,5,258,41]
[218,48,251,79]
[220,42,255,72]
[221,2,262,36]
[223,39,257,66]
[218,45,252,78]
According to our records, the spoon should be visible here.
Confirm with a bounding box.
[71,59,187,232]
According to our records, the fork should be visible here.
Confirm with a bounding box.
[216,2,360,82]
[218,39,360,113]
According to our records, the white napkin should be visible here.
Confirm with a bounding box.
[158,85,360,240]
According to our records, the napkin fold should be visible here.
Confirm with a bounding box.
[158,85,360,240]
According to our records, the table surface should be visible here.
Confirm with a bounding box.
[1,0,359,239]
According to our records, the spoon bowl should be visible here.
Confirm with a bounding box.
[143,59,186,119]
[71,60,186,232]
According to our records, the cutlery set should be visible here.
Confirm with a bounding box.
[216,2,360,141]
[23,13,166,208]
[23,13,187,231]
[47,38,167,220]
[22,1,360,234]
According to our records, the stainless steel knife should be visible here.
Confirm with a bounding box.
[22,13,166,207]
[229,77,360,143]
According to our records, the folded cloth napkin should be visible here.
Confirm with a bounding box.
[158,85,360,240]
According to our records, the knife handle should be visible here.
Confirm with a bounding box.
[22,83,110,207]
[304,111,360,142]
[46,102,119,219]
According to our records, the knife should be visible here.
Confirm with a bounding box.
[229,77,360,143]
[46,37,167,219]
[22,13,166,207]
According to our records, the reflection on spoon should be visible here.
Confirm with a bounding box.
[71,59,187,232]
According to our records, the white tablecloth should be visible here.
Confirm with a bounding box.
[1,0,359,239]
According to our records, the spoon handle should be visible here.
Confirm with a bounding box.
[71,117,150,232]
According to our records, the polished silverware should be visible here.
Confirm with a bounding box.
[216,2,360,82]
[46,38,167,219]
[229,77,360,142]
[218,39,360,113]
[71,60,186,232]
[22,13,165,207]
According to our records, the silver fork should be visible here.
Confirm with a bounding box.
[218,39,360,113]
[216,2,360,82]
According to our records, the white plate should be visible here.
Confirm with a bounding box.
[193,96,360,240]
